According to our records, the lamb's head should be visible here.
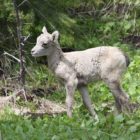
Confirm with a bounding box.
[31,26,59,57]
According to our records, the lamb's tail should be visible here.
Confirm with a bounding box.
[124,53,130,67]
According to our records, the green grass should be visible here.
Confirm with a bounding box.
[1,0,140,139]
[0,48,140,140]
[1,108,140,140]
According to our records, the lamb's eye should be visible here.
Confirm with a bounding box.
[42,43,47,47]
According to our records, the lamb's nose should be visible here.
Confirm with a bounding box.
[31,50,35,54]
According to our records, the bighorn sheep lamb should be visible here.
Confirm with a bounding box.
[31,26,131,121]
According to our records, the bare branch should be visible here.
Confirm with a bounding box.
[18,0,28,8]
[3,51,26,63]
[13,0,26,86]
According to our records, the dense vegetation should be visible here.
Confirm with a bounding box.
[0,0,140,139]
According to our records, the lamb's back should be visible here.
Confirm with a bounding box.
[63,46,124,82]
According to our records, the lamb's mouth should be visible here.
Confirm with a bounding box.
[31,52,39,57]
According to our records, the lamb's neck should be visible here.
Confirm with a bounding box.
[47,42,63,72]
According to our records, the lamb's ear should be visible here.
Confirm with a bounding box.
[42,26,47,34]
[52,31,59,42]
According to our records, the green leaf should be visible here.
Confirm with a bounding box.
[126,120,135,125]
[114,114,124,123]
[124,22,131,31]
[129,126,137,133]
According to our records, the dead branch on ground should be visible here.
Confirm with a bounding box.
[0,91,66,116]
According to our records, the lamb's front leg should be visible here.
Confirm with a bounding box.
[65,79,77,117]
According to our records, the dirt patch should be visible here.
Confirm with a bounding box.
[0,89,66,116]
[123,35,140,48]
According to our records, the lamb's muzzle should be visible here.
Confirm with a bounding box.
[31,26,131,121]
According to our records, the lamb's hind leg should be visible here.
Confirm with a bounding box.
[106,80,132,112]
[78,86,99,121]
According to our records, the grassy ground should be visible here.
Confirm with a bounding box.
[0,47,140,140]
[1,0,140,139]
[0,103,140,140]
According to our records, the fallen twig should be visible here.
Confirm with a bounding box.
[3,51,25,63]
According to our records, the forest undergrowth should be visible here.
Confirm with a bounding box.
[0,0,140,139]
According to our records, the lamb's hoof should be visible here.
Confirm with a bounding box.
[128,102,140,112]
[67,112,72,118]
[116,98,140,113]
[93,114,99,124]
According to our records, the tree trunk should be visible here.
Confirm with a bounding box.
[13,0,25,86]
